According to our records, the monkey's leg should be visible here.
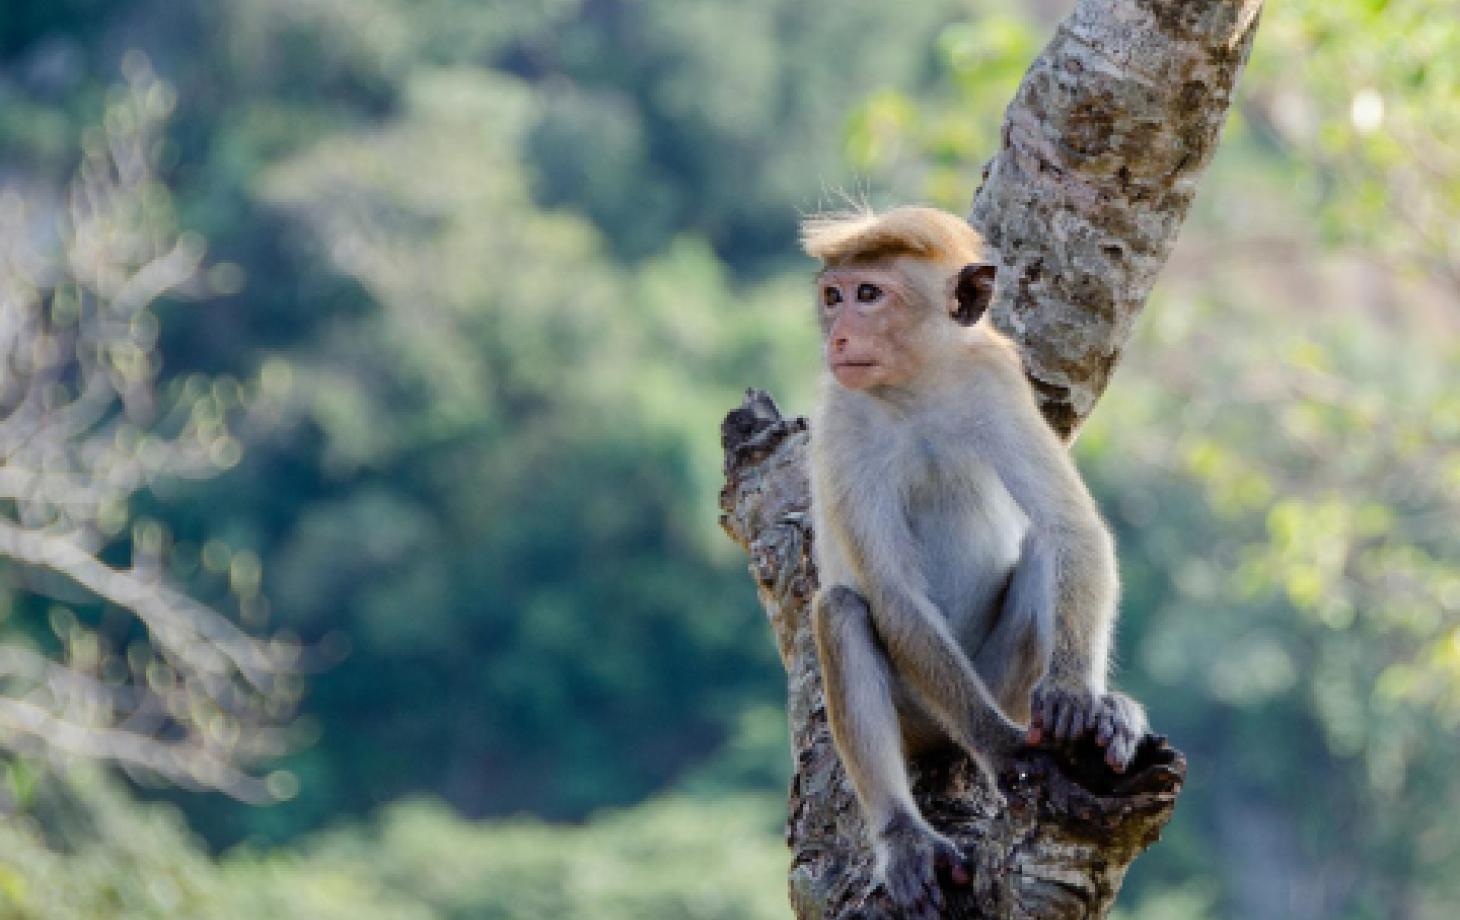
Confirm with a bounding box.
[867,586,1027,773]
[812,586,969,920]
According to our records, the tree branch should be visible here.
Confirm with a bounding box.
[0,62,298,802]
[720,0,1262,915]
[976,0,1264,439]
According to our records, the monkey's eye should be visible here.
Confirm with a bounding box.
[856,283,881,303]
[823,287,843,307]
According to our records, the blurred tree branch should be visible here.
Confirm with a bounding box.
[0,59,297,804]
[721,0,1263,916]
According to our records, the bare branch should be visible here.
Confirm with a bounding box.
[0,59,297,802]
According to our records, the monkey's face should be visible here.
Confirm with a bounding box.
[817,263,936,392]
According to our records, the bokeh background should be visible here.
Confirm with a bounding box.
[0,0,1456,917]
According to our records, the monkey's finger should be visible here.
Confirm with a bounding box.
[911,872,940,918]
[1027,697,1048,745]
[1054,696,1078,741]
[1096,708,1116,747]
[886,876,915,914]
[1074,693,1095,738]
[928,879,945,913]
[1027,713,1046,745]
[1043,697,1060,741]
[935,846,971,886]
[1106,728,1136,772]
[896,860,940,919]
[1077,695,1099,739]
[1037,691,1058,737]
[1119,729,1139,769]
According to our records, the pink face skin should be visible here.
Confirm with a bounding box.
[817,264,929,392]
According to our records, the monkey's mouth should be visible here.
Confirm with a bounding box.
[832,360,878,370]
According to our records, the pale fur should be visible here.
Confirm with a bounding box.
[803,208,1144,910]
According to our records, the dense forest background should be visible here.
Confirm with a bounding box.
[0,0,1456,917]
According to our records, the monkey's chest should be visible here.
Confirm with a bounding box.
[904,446,1026,634]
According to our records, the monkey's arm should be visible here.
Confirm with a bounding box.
[827,482,1025,767]
[974,394,1115,690]
[971,370,1147,766]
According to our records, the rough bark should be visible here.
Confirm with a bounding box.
[719,0,1262,917]
[975,0,1264,439]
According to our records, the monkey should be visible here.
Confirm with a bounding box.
[802,206,1147,919]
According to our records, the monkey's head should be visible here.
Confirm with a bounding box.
[800,206,997,393]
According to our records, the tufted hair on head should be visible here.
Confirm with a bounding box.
[799,206,986,268]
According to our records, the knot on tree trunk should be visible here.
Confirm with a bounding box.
[720,390,1184,919]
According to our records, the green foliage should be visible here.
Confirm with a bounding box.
[0,772,790,919]
[845,0,1460,277]
[238,794,790,920]
[1245,0,1460,272]
[1081,267,1460,917]
[5,0,825,845]
[0,0,115,58]
[0,770,239,920]
[505,0,967,270]
[201,65,816,832]
[2,0,1458,917]
[839,1,1460,913]
[845,8,1040,207]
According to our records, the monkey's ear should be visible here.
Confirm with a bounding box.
[952,262,997,326]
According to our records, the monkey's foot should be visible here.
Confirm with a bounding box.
[1092,692,1147,772]
[874,815,970,920]
[1028,685,1100,746]
[1029,686,1148,773]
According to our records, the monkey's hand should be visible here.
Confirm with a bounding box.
[874,812,971,920]
[1028,684,1148,773]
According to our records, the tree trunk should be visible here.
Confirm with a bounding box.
[719,0,1262,917]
